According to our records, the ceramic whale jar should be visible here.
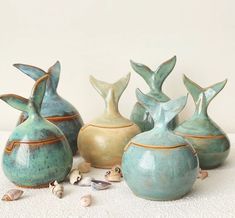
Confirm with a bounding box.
[175,75,230,169]
[130,56,178,132]
[78,73,140,168]
[1,75,73,188]
[122,89,199,201]
[15,61,84,155]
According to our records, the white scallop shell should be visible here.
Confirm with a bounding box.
[80,194,92,207]
[78,177,94,187]
[49,181,64,199]
[69,169,82,185]
[2,189,24,201]
[78,162,91,173]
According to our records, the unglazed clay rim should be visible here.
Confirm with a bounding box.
[5,135,66,153]
[124,141,197,155]
[81,123,135,130]
[175,132,226,139]
[15,182,50,189]
[45,114,80,122]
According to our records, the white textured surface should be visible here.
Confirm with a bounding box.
[0,131,235,218]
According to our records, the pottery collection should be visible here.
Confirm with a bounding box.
[15,61,84,155]
[1,76,73,188]
[78,73,140,168]
[175,75,230,169]
[130,56,178,132]
[122,89,199,200]
[0,57,230,202]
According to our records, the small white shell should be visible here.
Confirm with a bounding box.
[79,177,94,187]
[69,169,82,185]
[197,169,208,180]
[78,162,91,173]
[105,165,122,182]
[2,189,23,201]
[49,181,64,199]
[80,194,92,207]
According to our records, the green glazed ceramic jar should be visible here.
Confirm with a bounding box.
[175,75,230,169]
[122,89,199,201]
[78,74,140,168]
[15,62,84,155]
[1,75,73,188]
[130,56,178,132]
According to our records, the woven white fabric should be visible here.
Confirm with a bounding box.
[0,131,234,218]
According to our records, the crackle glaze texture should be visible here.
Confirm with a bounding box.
[175,75,230,169]
[122,89,199,201]
[15,62,84,155]
[78,74,140,168]
[130,56,178,132]
[1,75,73,188]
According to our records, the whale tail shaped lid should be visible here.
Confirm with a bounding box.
[130,56,176,93]
[136,88,187,128]
[89,73,133,127]
[183,75,227,114]
[0,75,48,117]
[13,61,60,93]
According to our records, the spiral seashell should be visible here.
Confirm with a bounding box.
[77,162,91,173]
[80,194,92,207]
[197,169,209,180]
[105,165,122,182]
[91,179,111,190]
[78,177,94,187]
[49,181,64,199]
[69,169,82,185]
[2,189,23,201]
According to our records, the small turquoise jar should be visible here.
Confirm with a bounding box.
[122,89,199,201]
[130,56,178,132]
[15,62,84,155]
[1,75,73,188]
[175,75,230,169]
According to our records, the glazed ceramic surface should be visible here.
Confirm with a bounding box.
[1,76,73,188]
[175,75,230,169]
[15,62,84,155]
[78,74,140,168]
[130,56,178,132]
[122,89,199,201]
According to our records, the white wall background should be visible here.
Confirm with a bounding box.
[0,0,234,132]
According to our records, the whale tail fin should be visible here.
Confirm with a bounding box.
[0,75,48,115]
[136,88,187,127]
[89,73,130,105]
[130,56,176,91]
[183,75,227,110]
[13,61,61,93]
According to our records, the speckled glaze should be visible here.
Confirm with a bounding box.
[175,75,230,169]
[130,56,178,132]
[1,76,73,188]
[15,62,84,155]
[122,89,199,201]
[78,74,140,168]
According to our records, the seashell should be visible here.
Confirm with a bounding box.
[111,165,123,177]
[49,181,64,199]
[79,177,94,187]
[80,194,92,207]
[105,165,122,182]
[91,179,111,190]
[69,169,82,185]
[197,169,209,180]
[2,189,23,201]
[77,162,91,173]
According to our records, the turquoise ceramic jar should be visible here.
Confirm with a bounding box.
[1,76,73,188]
[15,62,84,155]
[175,75,230,169]
[122,89,199,201]
[130,56,178,132]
